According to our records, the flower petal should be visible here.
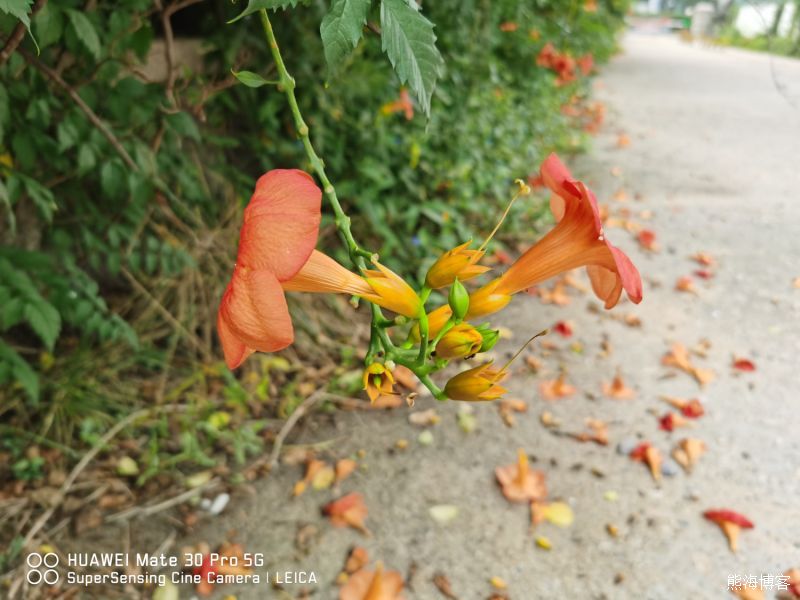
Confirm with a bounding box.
[216,297,255,369]
[218,267,293,355]
[238,170,322,281]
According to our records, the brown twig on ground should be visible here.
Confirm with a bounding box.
[106,478,220,522]
[267,390,345,470]
[21,406,183,549]
[0,0,47,67]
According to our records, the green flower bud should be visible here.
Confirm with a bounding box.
[448,278,470,320]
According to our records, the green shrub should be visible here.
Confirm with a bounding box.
[0,0,628,452]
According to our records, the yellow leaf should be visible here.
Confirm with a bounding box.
[542,501,574,527]
[311,465,335,490]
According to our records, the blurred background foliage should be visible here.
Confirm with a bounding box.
[0,0,629,484]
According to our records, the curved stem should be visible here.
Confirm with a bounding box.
[258,10,364,271]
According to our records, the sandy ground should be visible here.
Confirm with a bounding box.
[63,32,800,600]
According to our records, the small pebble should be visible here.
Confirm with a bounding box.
[661,458,681,477]
[418,430,434,446]
[617,437,638,456]
[208,492,230,515]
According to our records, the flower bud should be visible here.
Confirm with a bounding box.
[444,362,508,402]
[435,323,483,360]
[424,242,490,289]
[448,278,469,320]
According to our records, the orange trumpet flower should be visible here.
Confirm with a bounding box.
[498,153,642,308]
[218,170,421,369]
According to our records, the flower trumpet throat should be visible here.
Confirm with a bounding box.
[435,323,484,360]
[283,251,421,318]
[363,260,423,318]
[362,363,395,403]
[425,241,490,289]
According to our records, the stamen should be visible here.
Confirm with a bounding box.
[501,329,549,372]
[477,181,530,253]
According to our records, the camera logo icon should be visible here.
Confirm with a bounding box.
[26,553,60,585]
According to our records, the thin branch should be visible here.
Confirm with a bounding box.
[19,47,138,171]
[267,389,328,470]
[106,478,220,522]
[121,266,212,360]
[0,0,46,67]
[157,0,205,106]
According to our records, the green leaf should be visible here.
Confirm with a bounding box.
[77,144,96,175]
[33,3,63,48]
[0,0,31,24]
[231,70,275,88]
[23,299,60,351]
[0,179,14,233]
[66,9,100,60]
[22,175,56,222]
[228,0,302,23]
[320,0,371,75]
[166,112,200,141]
[0,83,9,146]
[57,119,80,151]
[0,0,32,29]
[1,296,23,329]
[0,339,39,403]
[379,0,443,117]
[100,161,125,199]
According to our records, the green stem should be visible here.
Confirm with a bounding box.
[258,10,363,271]
[258,9,402,368]
[429,317,456,349]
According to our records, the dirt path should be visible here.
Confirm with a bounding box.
[95,33,800,599]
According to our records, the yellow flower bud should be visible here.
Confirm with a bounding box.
[435,323,483,360]
[424,242,490,289]
[444,362,508,401]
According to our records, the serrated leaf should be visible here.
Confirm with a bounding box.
[379,0,443,117]
[23,300,61,350]
[231,70,275,88]
[0,0,32,28]
[66,9,100,60]
[320,0,371,75]
[228,0,301,23]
